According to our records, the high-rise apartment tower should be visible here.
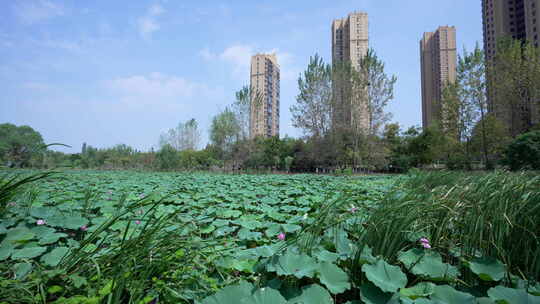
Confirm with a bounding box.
[250,53,280,138]
[331,11,370,133]
[482,0,540,136]
[420,26,457,130]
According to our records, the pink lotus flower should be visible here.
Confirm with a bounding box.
[135,220,141,225]
[36,219,46,225]
[422,242,432,249]
[419,237,431,249]
[8,202,16,206]
[277,232,286,241]
[80,225,88,231]
[139,193,145,199]
[350,207,358,213]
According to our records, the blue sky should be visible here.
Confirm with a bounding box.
[0,0,483,153]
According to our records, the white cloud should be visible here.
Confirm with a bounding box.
[22,82,53,91]
[13,0,65,25]
[148,4,165,16]
[200,44,297,81]
[106,73,222,109]
[138,4,165,39]
[199,48,216,61]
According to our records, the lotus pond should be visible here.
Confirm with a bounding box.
[0,170,539,304]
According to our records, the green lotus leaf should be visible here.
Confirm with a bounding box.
[234,219,263,230]
[0,223,8,234]
[288,284,333,304]
[314,249,339,263]
[399,282,436,300]
[199,225,216,234]
[359,282,393,304]
[464,256,506,282]
[476,298,496,304]
[529,282,540,296]
[317,261,351,294]
[398,248,460,281]
[0,241,15,261]
[487,286,540,304]
[358,246,377,265]
[38,232,68,245]
[47,215,89,230]
[240,288,287,304]
[281,224,301,233]
[11,246,47,259]
[362,259,407,293]
[31,226,56,237]
[221,210,242,219]
[430,285,475,304]
[5,227,35,242]
[200,281,254,304]
[41,247,70,267]
[237,228,262,241]
[265,224,282,237]
[30,207,54,219]
[13,262,33,279]
[268,251,318,279]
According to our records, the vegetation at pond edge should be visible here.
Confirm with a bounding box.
[0,169,538,303]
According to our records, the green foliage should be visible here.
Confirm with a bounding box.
[503,130,540,170]
[0,123,45,167]
[1,169,539,303]
[362,259,407,293]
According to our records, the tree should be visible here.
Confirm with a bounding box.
[290,54,332,139]
[470,113,510,163]
[232,86,263,140]
[489,38,540,137]
[456,45,489,165]
[209,108,240,159]
[156,144,179,170]
[362,49,397,136]
[159,119,201,151]
[0,123,45,167]
[503,130,540,170]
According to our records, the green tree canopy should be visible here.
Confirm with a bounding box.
[0,123,45,167]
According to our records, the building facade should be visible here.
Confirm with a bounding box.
[482,0,540,136]
[249,53,280,138]
[331,11,370,133]
[420,26,457,130]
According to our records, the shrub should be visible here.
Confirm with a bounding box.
[503,130,540,170]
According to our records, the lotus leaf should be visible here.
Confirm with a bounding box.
[288,284,333,304]
[317,261,351,294]
[487,286,540,304]
[398,248,459,281]
[465,256,506,282]
[240,288,287,304]
[200,281,254,304]
[13,262,33,279]
[362,259,407,293]
[268,251,318,279]
[5,227,35,242]
[41,246,70,267]
[430,285,475,304]
[399,282,436,300]
[359,282,394,304]
[11,246,47,259]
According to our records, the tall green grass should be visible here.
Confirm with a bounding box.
[354,170,540,281]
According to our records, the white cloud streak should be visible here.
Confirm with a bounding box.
[200,44,298,81]
[138,4,165,39]
[105,72,223,109]
[13,0,65,25]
